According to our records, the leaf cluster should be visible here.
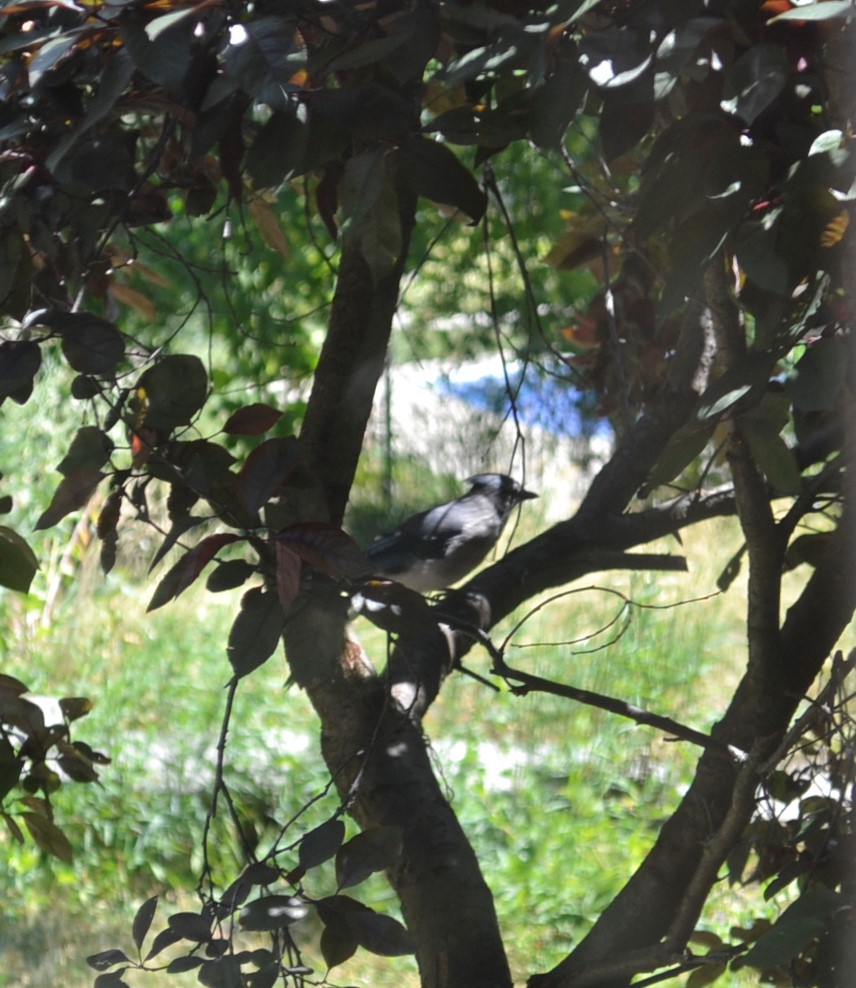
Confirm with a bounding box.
[87,821,411,987]
[0,672,108,864]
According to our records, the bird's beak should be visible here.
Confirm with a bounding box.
[520,488,538,500]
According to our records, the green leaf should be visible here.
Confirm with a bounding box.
[398,137,486,223]
[35,467,105,531]
[768,1,854,22]
[0,525,38,593]
[147,533,242,612]
[788,337,849,412]
[134,355,208,433]
[686,963,727,988]
[643,423,717,493]
[737,889,848,970]
[226,587,286,679]
[695,352,777,422]
[335,826,403,890]
[239,895,309,931]
[720,43,789,125]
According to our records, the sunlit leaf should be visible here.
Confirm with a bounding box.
[720,43,788,124]
[248,198,290,259]
[22,811,73,862]
[239,895,309,931]
[147,533,242,612]
[768,1,854,21]
[223,403,284,436]
[736,889,846,970]
[819,209,849,247]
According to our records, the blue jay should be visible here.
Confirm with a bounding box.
[363,473,537,592]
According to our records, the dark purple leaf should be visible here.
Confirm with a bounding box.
[147,533,242,612]
[35,467,105,530]
[0,340,41,398]
[274,523,371,582]
[335,826,403,890]
[299,817,346,872]
[237,436,301,515]
[226,587,286,679]
[167,911,212,943]
[86,949,131,972]
[0,525,38,593]
[239,895,309,931]
[132,895,159,952]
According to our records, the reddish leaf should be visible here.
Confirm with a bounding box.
[35,467,105,530]
[275,541,302,611]
[223,402,284,436]
[21,811,73,862]
[274,523,371,581]
[147,533,242,612]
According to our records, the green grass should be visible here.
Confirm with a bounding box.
[0,515,829,987]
